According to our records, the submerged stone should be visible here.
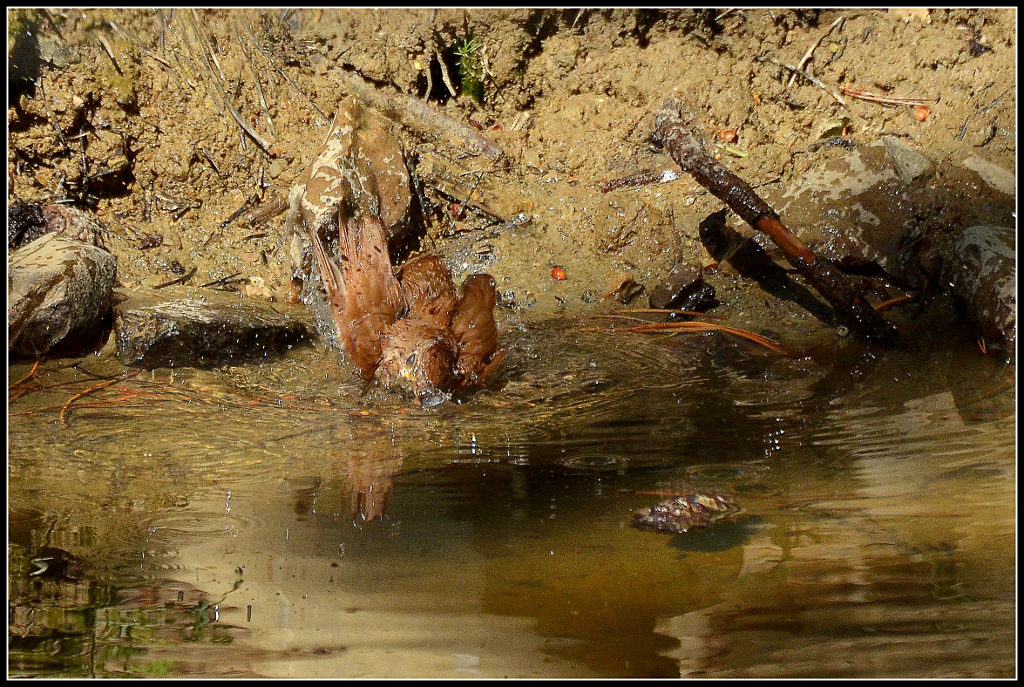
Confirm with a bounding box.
[114,288,311,368]
[631,493,740,534]
[766,143,916,277]
[961,155,1015,197]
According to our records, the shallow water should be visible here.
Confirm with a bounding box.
[7,319,1016,678]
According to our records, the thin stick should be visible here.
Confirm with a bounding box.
[757,55,847,107]
[198,272,244,288]
[184,11,276,157]
[621,308,729,320]
[600,168,680,193]
[436,50,458,98]
[787,16,845,88]
[872,294,913,312]
[240,19,330,124]
[153,266,197,289]
[588,313,660,325]
[652,98,899,344]
[96,34,123,75]
[841,85,934,107]
[177,16,224,116]
[233,22,275,136]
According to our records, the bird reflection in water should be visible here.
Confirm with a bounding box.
[291,435,405,524]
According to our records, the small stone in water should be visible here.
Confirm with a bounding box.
[631,492,739,534]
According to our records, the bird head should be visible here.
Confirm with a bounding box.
[377,320,458,406]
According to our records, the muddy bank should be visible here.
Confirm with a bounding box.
[7,8,1017,362]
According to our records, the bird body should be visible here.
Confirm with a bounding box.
[306,213,503,404]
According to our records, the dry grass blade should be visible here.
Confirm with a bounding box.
[841,85,935,107]
[239,19,330,124]
[787,16,845,88]
[756,55,847,107]
[627,321,794,355]
[183,10,276,157]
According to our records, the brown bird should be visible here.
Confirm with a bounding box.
[308,212,504,405]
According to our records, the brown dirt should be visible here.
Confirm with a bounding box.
[7,8,1017,337]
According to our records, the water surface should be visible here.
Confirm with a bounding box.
[8,319,1016,677]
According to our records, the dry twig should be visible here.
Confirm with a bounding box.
[787,16,845,88]
[757,55,848,107]
[652,98,899,344]
[840,85,935,108]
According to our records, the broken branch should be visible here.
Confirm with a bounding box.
[652,98,899,345]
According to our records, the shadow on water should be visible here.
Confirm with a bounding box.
[7,316,1016,677]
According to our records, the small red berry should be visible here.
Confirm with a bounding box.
[716,128,738,143]
[551,266,566,280]
[914,106,930,121]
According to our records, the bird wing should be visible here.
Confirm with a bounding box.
[398,254,459,330]
[339,214,406,378]
[451,273,500,387]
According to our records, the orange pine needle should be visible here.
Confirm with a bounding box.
[873,294,913,312]
[10,361,40,390]
[628,321,793,355]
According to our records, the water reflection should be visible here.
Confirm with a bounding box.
[7,320,1015,677]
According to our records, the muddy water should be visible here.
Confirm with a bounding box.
[7,321,1015,678]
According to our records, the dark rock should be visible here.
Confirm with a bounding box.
[882,136,935,184]
[114,289,311,368]
[7,200,47,250]
[936,225,1016,355]
[8,233,117,357]
[631,493,740,534]
[8,201,108,250]
[648,261,717,311]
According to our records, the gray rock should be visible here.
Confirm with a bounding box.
[8,233,117,357]
[114,289,310,368]
[36,32,74,69]
[882,136,935,184]
[938,225,1016,354]
[962,155,1016,197]
[765,143,916,275]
